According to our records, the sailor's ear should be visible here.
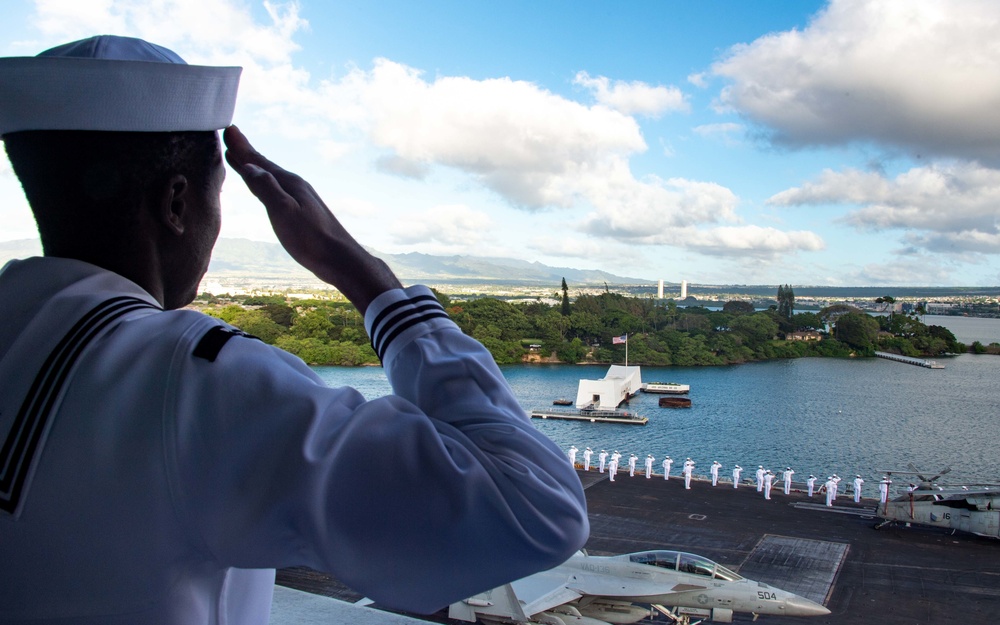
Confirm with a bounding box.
[158,174,190,236]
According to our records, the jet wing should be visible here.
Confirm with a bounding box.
[448,569,583,622]
[510,568,585,617]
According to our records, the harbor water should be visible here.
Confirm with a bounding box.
[312,352,1000,487]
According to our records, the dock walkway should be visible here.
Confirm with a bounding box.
[874,350,945,368]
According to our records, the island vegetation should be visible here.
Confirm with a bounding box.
[194,281,975,367]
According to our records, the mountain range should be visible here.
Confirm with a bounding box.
[0,238,650,286]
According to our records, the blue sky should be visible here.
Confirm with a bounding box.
[2,0,999,287]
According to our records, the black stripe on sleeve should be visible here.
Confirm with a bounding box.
[373,310,451,361]
[368,293,441,348]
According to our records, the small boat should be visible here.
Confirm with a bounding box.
[642,381,690,394]
[659,397,692,408]
[553,398,574,406]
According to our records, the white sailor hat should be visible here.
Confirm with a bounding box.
[0,35,241,135]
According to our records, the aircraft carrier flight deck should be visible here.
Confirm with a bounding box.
[277,470,1000,624]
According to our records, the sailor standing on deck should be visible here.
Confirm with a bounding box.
[853,475,865,502]
[732,465,742,488]
[782,467,795,495]
[568,445,578,466]
[879,476,891,504]
[598,450,608,473]
[832,474,841,499]
[823,477,837,506]
[583,447,593,471]
[710,461,722,486]
[645,454,654,479]
[756,466,765,492]
[683,458,694,490]
[608,456,619,482]
[628,454,638,477]
[807,475,817,497]
[662,456,673,480]
[763,470,774,500]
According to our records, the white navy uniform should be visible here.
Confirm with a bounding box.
[628,454,638,477]
[782,468,794,495]
[583,447,593,471]
[598,450,608,473]
[644,454,654,478]
[807,475,817,497]
[0,258,588,624]
[609,457,619,481]
[879,477,891,504]
[824,478,837,506]
[568,446,578,466]
[853,476,865,502]
[763,471,774,500]
[756,466,765,491]
[732,465,742,488]
[683,459,694,489]
[710,461,722,486]
[662,456,673,480]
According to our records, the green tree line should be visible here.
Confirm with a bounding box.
[196,286,965,366]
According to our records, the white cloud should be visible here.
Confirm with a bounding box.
[9,0,823,261]
[374,154,429,179]
[692,123,744,144]
[388,204,493,249]
[768,162,1000,254]
[712,0,1000,163]
[573,71,689,117]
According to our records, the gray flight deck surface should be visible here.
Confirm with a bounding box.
[277,470,1000,624]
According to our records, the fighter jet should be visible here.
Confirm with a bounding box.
[448,549,830,625]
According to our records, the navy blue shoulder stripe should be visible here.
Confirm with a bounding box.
[0,296,160,515]
[369,295,449,361]
[193,326,260,362]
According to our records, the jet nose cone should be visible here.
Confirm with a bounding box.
[784,595,831,617]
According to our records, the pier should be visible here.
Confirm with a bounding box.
[529,407,648,425]
[874,351,945,368]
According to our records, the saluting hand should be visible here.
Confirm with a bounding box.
[223,125,401,314]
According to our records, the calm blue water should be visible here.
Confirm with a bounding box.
[313,353,1000,486]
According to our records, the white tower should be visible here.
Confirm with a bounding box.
[681,280,688,299]
[657,279,664,299]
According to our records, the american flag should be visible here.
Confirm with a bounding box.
[612,334,627,344]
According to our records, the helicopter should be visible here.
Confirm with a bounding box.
[874,465,999,538]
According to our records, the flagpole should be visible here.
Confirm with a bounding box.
[625,333,628,367]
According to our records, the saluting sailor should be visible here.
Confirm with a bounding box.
[645,454,654,479]
[782,467,795,495]
[583,447,593,471]
[599,449,608,473]
[823,477,837,506]
[628,454,638,477]
[879,475,891,504]
[756,466,765,492]
[806,475,817,497]
[568,445,578,466]
[763,470,775,500]
[662,455,673,480]
[609,456,619,482]
[732,465,743,488]
[683,458,694,490]
[0,35,588,623]
[853,475,865,502]
[710,461,722,486]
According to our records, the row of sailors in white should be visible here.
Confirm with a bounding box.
[570,447,884,503]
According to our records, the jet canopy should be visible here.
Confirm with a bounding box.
[628,550,743,581]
